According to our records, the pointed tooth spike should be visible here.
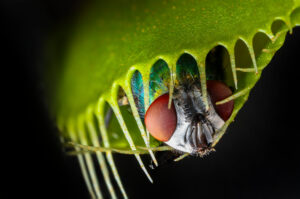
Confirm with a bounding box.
[109,89,153,183]
[77,115,103,199]
[198,61,209,111]
[111,110,153,182]
[150,152,158,167]
[77,151,97,199]
[124,78,158,167]
[216,87,251,105]
[236,67,257,72]
[174,153,190,162]
[107,153,128,199]
[86,106,117,199]
[244,39,258,74]
[67,119,97,199]
[142,71,151,141]
[136,155,153,183]
[168,85,174,109]
[142,71,150,111]
[168,62,176,109]
[228,47,238,89]
[96,99,128,199]
[97,98,113,148]
[145,129,151,146]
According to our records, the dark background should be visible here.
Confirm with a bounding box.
[2,1,300,198]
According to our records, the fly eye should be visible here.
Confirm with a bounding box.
[144,93,177,142]
[206,80,234,121]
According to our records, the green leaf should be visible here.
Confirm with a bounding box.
[44,1,300,197]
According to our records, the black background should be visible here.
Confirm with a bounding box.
[2,1,300,198]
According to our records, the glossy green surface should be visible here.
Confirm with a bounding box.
[44,1,300,198]
[46,0,300,121]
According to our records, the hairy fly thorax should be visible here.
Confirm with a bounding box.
[165,82,225,155]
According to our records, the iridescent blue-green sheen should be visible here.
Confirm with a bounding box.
[130,53,226,120]
[176,54,200,85]
[131,71,146,118]
[149,60,170,104]
[131,60,171,119]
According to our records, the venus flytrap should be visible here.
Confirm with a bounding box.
[45,1,300,198]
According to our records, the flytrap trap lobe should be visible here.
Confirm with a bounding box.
[127,49,234,156]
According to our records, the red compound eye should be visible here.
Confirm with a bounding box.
[144,93,177,142]
[206,80,234,121]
